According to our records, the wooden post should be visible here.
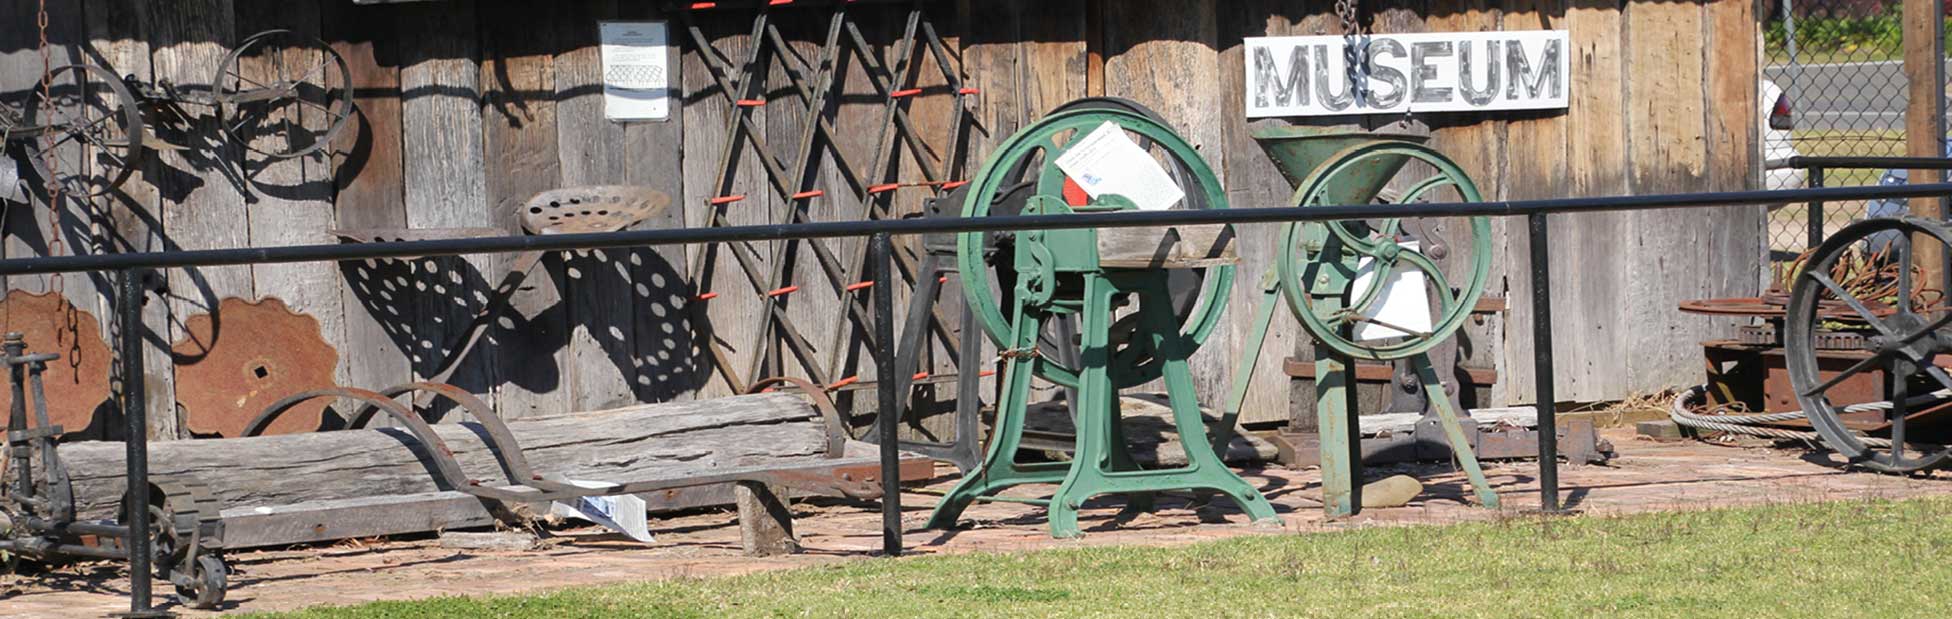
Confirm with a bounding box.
[1906,0,1947,286]
[734,482,800,557]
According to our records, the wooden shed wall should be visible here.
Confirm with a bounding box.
[0,0,1760,439]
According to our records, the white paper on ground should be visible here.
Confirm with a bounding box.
[1053,121,1185,211]
[548,479,655,543]
[1348,241,1434,342]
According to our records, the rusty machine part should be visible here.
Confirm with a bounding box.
[0,290,110,434]
[520,185,671,235]
[1,334,228,609]
[171,297,339,437]
[1784,217,1952,473]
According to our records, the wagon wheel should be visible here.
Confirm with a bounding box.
[21,63,144,198]
[1786,217,1952,474]
[1277,140,1492,361]
[214,29,354,159]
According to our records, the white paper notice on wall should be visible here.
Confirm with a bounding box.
[599,21,671,122]
[1053,121,1185,211]
[1348,241,1434,342]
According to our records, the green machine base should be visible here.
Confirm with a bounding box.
[925,108,1278,538]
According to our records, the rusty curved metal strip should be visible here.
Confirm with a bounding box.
[243,387,474,493]
[370,382,577,494]
[747,376,848,458]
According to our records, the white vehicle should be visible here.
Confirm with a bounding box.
[1761,78,1804,194]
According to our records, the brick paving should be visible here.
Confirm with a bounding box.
[4,429,1949,618]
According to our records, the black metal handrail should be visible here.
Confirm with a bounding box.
[13,180,1952,614]
[1,183,1948,276]
[1774,157,1952,250]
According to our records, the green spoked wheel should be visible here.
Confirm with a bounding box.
[956,108,1232,389]
[1276,139,1492,362]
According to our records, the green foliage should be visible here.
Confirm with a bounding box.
[1764,9,1952,62]
[247,497,1952,619]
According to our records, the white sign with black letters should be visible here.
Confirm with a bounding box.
[1244,30,1569,118]
[599,21,671,122]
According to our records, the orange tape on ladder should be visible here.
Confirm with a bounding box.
[979,369,997,377]
[736,99,765,107]
[766,285,800,297]
[867,183,900,194]
[829,376,860,389]
[890,88,923,98]
[693,292,720,301]
[709,195,746,205]
[939,180,969,190]
[957,88,980,95]
[791,190,824,200]
[689,1,717,8]
[912,372,930,381]
[845,281,874,292]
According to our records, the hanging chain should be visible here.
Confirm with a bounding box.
[34,0,78,368]
[1337,0,1369,109]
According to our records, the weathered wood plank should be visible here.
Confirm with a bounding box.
[395,0,493,413]
[621,3,696,402]
[1484,0,1564,407]
[78,0,158,440]
[480,0,567,418]
[236,1,347,403]
[60,392,828,520]
[1102,0,1230,406]
[555,0,640,411]
[323,0,413,396]
[146,0,250,439]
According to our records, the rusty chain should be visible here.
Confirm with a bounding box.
[1337,0,1367,108]
[33,0,79,370]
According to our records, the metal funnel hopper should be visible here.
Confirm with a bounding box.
[1250,125,1426,205]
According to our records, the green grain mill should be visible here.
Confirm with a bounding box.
[1219,126,1500,517]
[925,109,1279,538]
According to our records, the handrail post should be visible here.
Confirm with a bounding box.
[115,268,168,618]
[871,233,902,556]
[1807,166,1825,250]
[1528,214,1561,513]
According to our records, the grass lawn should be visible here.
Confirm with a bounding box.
[247,496,1952,619]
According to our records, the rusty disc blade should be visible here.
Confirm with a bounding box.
[0,291,111,434]
[521,185,670,235]
[172,297,339,437]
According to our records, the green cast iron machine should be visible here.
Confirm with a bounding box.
[925,109,1279,538]
[1220,126,1501,517]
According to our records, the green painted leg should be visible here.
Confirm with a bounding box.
[1137,274,1277,525]
[1412,354,1500,509]
[1048,276,1121,538]
[1315,345,1360,518]
[1104,401,1155,514]
[928,310,1067,529]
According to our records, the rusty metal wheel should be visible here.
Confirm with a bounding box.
[1786,216,1952,473]
[214,29,353,159]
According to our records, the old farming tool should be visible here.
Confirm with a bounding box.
[1222,126,1499,517]
[333,185,670,387]
[170,297,341,437]
[924,109,1277,538]
[1784,217,1952,473]
[0,290,111,436]
[1,333,229,609]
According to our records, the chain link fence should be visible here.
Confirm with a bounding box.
[1763,0,1931,271]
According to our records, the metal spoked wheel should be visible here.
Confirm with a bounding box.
[1276,138,1492,361]
[21,63,145,198]
[176,554,227,610]
[215,29,354,159]
[957,108,1232,389]
[1786,217,1952,474]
